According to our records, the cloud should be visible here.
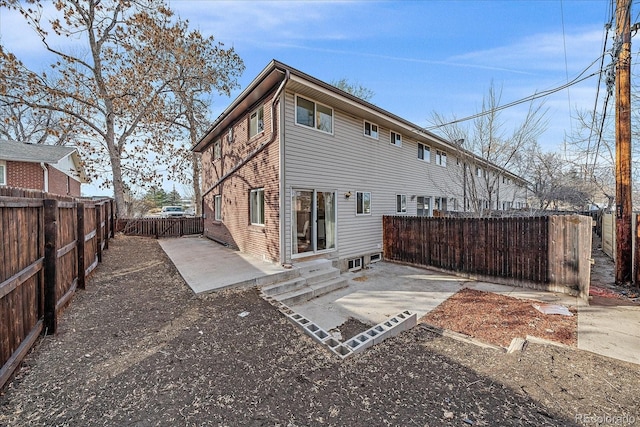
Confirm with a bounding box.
[448,26,608,75]
[174,1,372,45]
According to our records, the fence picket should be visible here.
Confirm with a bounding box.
[0,188,114,391]
[383,214,591,298]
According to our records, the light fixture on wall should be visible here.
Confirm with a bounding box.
[410,195,416,201]
[344,192,352,199]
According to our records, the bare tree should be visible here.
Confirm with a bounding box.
[331,78,375,102]
[0,0,243,216]
[429,83,547,216]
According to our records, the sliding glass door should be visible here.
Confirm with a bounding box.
[292,189,336,256]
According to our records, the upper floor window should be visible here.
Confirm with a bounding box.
[476,167,483,178]
[356,191,371,215]
[295,95,333,134]
[0,161,5,185]
[435,150,447,167]
[250,188,265,225]
[418,143,430,162]
[214,195,222,221]
[396,194,407,213]
[249,105,264,138]
[212,139,221,162]
[364,121,378,139]
[390,131,402,147]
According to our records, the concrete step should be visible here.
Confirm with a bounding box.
[280,276,349,306]
[308,276,348,299]
[294,259,333,275]
[261,276,306,296]
[304,267,340,285]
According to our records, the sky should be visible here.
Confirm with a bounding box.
[0,0,626,196]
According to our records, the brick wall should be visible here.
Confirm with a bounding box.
[47,165,81,197]
[201,89,281,263]
[5,161,81,196]
[6,161,45,191]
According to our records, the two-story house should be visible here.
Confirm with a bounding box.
[193,60,528,270]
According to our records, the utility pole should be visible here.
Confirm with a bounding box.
[615,0,633,285]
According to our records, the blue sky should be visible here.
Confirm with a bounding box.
[170,0,615,149]
[0,0,622,195]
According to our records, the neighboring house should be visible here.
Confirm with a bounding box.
[0,139,87,197]
[193,60,529,270]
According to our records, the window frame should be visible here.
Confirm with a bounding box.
[417,196,431,217]
[0,161,5,185]
[396,194,407,214]
[418,143,430,162]
[363,120,379,139]
[390,131,402,147]
[249,105,265,138]
[250,188,265,226]
[214,195,222,221]
[435,150,447,167]
[295,95,334,134]
[212,139,221,162]
[435,197,448,212]
[356,191,371,215]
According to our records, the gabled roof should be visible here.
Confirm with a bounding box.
[0,139,75,162]
[194,60,528,184]
[0,139,88,182]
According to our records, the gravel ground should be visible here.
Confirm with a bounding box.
[1,235,639,426]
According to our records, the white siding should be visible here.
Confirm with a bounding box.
[282,90,466,263]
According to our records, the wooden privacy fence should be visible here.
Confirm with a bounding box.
[117,217,203,238]
[383,215,592,301]
[0,188,114,390]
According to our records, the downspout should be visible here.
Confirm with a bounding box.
[40,162,49,193]
[201,70,290,205]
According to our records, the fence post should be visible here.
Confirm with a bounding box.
[43,199,58,334]
[76,202,85,290]
[96,203,102,263]
[103,201,110,250]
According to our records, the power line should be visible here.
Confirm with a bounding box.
[424,55,607,131]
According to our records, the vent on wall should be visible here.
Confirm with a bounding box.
[348,257,363,271]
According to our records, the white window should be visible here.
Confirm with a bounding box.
[390,131,402,147]
[0,161,5,185]
[212,139,221,161]
[450,198,459,211]
[364,121,378,139]
[356,191,371,215]
[418,143,430,162]
[476,167,483,178]
[435,197,447,211]
[396,194,407,213]
[417,196,430,217]
[214,195,222,221]
[295,95,333,134]
[250,188,265,225]
[436,150,447,167]
[348,257,363,271]
[249,105,264,138]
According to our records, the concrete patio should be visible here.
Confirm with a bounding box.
[159,235,640,365]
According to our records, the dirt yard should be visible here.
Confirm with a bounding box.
[1,235,639,426]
